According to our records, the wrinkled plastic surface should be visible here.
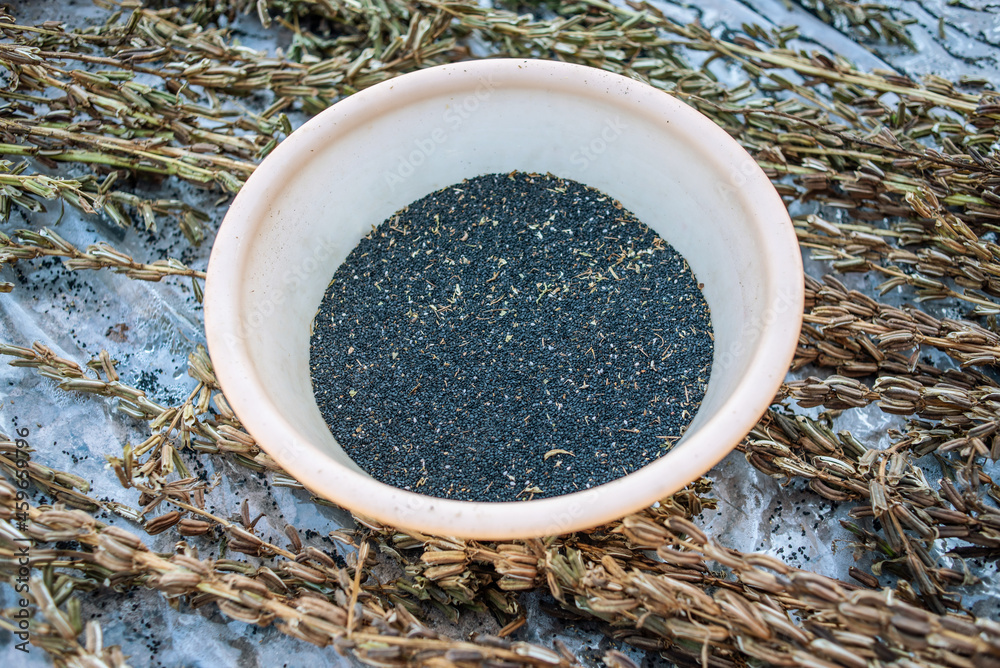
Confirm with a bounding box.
[2,1,998,665]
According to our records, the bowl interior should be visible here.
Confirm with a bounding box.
[206,59,801,539]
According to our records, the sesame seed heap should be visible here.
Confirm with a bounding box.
[310,172,713,502]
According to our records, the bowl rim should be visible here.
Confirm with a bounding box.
[205,57,803,539]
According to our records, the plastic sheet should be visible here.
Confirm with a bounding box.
[2,1,999,665]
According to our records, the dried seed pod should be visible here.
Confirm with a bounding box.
[228,525,263,546]
[421,549,467,565]
[424,563,468,581]
[144,510,181,535]
[295,597,348,626]
[177,518,212,536]
[154,571,201,595]
[284,524,302,553]
[299,546,337,569]
[221,573,271,597]
[655,546,704,568]
[283,561,328,585]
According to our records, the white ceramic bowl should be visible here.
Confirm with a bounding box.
[205,58,802,540]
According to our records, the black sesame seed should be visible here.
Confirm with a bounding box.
[309,172,713,502]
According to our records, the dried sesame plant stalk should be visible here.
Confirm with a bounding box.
[0,228,205,296]
[0,158,206,232]
[0,478,578,666]
[0,343,279,481]
[0,0,470,241]
[6,339,1000,666]
[0,575,130,668]
[3,0,1000,665]
[7,438,1000,668]
[741,410,989,609]
[791,0,916,49]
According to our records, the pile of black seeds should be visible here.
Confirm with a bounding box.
[310,172,713,502]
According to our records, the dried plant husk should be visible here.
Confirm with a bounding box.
[3,0,1000,666]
